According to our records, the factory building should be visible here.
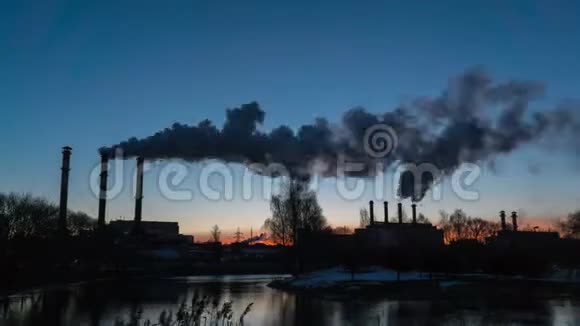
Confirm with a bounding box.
[354,201,444,250]
[89,152,194,244]
[108,220,194,243]
[487,210,561,251]
[297,200,444,268]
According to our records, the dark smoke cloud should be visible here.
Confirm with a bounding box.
[99,68,580,201]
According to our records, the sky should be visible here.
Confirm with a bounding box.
[1,0,580,240]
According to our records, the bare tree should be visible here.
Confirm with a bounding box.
[416,213,431,224]
[560,211,580,239]
[389,207,410,223]
[263,180,327,246]
[359,207,370,228]
[466,217,499,241]
[0,192,95,240]
[264,195,290,246]
[438,209,500,243]
[210,224,221,243]
[68,211,97,236]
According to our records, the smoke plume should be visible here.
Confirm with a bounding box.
[241,233,266,245]
[99,68,580,201]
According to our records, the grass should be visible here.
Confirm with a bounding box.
[113,291,253,326]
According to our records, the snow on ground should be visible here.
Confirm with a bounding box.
[276,266,580,289]
[548,267,580,282]
[439,281,467,288]
[287,266,431,288]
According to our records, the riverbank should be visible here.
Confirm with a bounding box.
[1,261,292,297]
[269,266,580,298]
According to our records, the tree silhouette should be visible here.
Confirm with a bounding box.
[0,192,95,241]
[560,210,580,238]
[263,180,327,246]
[438,209,500,243]
[359,207,370,228]
[416,213,431,224]
[210,224,221,243]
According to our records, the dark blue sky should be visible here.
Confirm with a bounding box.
[2,1,579,238]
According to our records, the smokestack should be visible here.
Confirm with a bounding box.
[412,204,417,224]
[398,203,403,224]
[369,200,374,225]
[384,201,389,224]
[97,154,108,228]
[134,157,144,224]
[58,146,72,236]
[511,211,518,232]
[500,210,507,231]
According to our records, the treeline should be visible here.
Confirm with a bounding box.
[0,192,96,241]
[438,209,500,244]
[0,193,102,292]
[438,208,580,243]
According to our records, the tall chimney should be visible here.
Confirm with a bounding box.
[384,201,389,224]
[58,146,72,236]
[511,211,518,232]
[500,210,507,231]
[398,203,403,224]
[134,157,144,224]
[369,200,374,226]
[97,154,108,228]
[412,203,417,224]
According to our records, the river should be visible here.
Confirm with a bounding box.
[1,275,579,325]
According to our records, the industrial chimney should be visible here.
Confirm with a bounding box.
[369,200,374,226]
[500,210,507,231]
[97,154,108,228]
[58,146,72,236]
[412,203,417,224]
[511,211,518,232]
[384,201,389,224]
[134,157,144,224]
[398,203,403,224]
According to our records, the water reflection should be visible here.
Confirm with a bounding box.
[1,275,579,325]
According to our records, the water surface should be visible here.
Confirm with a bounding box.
[1,275,579,325]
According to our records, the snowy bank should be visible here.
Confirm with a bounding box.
[269,266,580,291]
[270,266,434,290]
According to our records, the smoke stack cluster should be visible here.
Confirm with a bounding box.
[499,210,519,231]
[100,69,580,201]
[58,146,72,236]
[93,154,147,232]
